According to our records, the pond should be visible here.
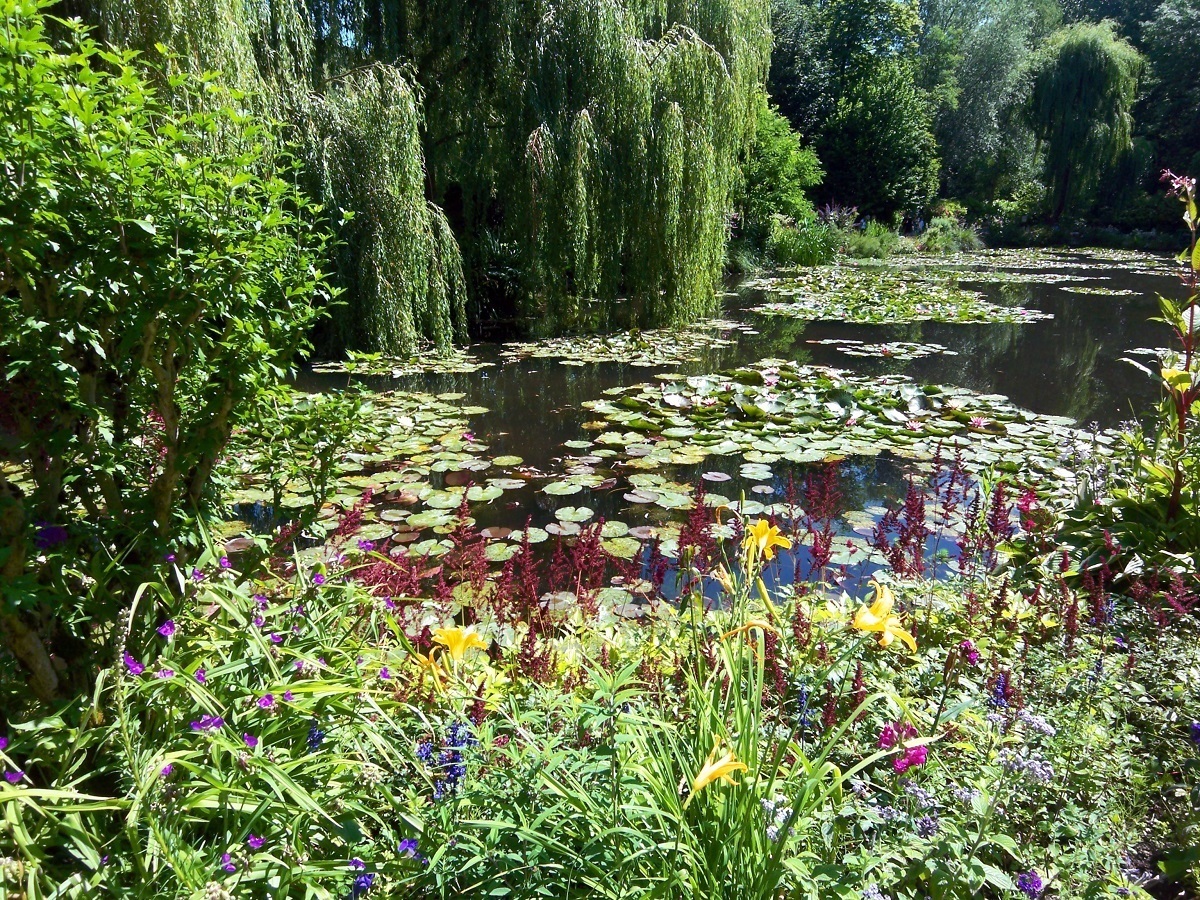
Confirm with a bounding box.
[259,248,1187,594]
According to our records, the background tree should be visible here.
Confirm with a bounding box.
[1027,20,1144,221]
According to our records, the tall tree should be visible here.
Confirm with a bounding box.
[1027,20,1143,221]
[77,0,773,348]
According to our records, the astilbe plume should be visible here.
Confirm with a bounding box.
[762,629,788,704]
[331,489,373,543]
[443,497,490,596]
[820,685,838,730]
[871,478,929,578]
[801,463,842,579]
[678,484,717,592]
[791,596,812,650]
[517,628,555,684]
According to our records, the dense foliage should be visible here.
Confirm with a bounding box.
[0,0,332,699]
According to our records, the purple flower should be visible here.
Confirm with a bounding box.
[1017,870,1044,898]
[357,540,374,551]
[191,568,205,582]
[312,573,326,586]
[4,770,24,784]
[195,667,207,684]
[253,594,269,609]
[34,523,68,550]
[1189,722,1200,747]
[155,668,174,679]
[350,872,375,898]
[269,633,283,644]
[124,654,145,676]
[253,615,265,628]
[157,620,176,638]
[221,853,236,873]
[398,838,419,858]
[349,858,366,870]
[247,834,264,850]
[959,639,979,666]
[190,715,224,732]
[161,763,174,777]
[165,552,176,563]
[243,733,259,748]
[0,737,7,751]
[258,694,276,710]
[219,556,231,569]
[282,690,294,702]
[379,667,390,680]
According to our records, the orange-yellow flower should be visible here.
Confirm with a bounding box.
[412,650,446,691]
[743,520,792,562]
[686,739,748,807]
[852,582,917,652]
[432,625,489,662]
[720,618,778,641]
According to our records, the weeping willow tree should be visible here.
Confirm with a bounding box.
[1027,21,1144,222]
[68,0,771,345]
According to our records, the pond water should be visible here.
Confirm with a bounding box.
[275,249,1188,593]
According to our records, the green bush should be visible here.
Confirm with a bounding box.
[844,221,905,259]
[0,0,333,700]
[917,217,984,254]
[766,216,840,266]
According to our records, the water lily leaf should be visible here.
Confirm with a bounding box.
[602,536,643,559]
[555,506,595,523]
[543,481,583,496]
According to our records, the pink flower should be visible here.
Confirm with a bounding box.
[894,745,929,773]
[878,721,918,750]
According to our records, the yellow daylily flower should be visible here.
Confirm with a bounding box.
[686,739,748,807]
[411,650,446,691]
[711,564,736,594]
[720,618,778,641]
[743,520,792,561]
[851,582,917,652]
[432,625,490,662]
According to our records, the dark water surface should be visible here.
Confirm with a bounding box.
[292,252,1188,586]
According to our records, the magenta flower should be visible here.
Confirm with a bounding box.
[124,654,145,676]
[358,540,375,551]
[195,667,207,684]
[247,834,265,850]
[379,667,391,680]
[243,733,259,748]
[164,552,176,563]
[878,721,918,750]
[269,633,283,644]
[253,615,265,628]
[894,745,929,774]
[959,640,980,666]
[282,690,294,702]
[220,853,236,873]
[157,620,176,638]
[219,556,231,569]
[0,737,7,751]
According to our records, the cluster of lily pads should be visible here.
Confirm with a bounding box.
[744,267,1053,325]
[575,359,1114,505]
[806,339,957,360]
[499,320,756,368]
[310,347,493,377]
[1060,286,1140,296]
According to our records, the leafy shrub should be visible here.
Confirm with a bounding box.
[917,217,984,254]
[766,216,840,266]
[0,0,333,698]
[844,221,905,259]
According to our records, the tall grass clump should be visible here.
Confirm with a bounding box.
[917,216,984,254]
[844,220,904,258]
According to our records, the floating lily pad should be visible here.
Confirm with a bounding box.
[543,481,584,496]
[555,506,595,523]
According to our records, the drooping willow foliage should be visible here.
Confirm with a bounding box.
[68,0,771,348]
[1027,21,1144,221]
